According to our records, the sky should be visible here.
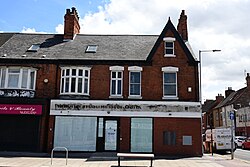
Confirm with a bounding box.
[1,0,250,102]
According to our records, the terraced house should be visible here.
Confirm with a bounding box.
[0,7,202,156]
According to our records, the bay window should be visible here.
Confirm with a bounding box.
[60,67,91,95]
[0,67,37,90]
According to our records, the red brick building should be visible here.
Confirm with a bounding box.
[0,8,201,156]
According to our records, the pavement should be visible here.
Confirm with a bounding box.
[0,152,249,167]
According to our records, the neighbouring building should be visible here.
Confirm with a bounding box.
[0,8,202,156]
[208,75,250,137]
[202,94,224,132]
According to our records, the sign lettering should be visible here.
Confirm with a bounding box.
[0,104,42,115]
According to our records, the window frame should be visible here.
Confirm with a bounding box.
[128,66,142,99]
[162,66,179,99]
[163,131,176,146]
[163,37,176,57]
[109,66,124,98]
[60,67,91,96]
[183,136,192,146]
[0,67,37,90]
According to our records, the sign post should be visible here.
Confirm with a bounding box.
[230,111,234,160]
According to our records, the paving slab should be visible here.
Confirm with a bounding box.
[0,152,249,167]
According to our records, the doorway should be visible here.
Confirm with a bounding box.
[97,117,119,152]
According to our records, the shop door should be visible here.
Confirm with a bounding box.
[97,118,119,152]
[104,120,117,151]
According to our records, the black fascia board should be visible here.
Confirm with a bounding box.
[57,59,152,66]
[0,58,152,66]
[146,19,198,66]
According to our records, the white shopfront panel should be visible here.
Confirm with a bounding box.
[131,118,152,152]
[54,116,97,151]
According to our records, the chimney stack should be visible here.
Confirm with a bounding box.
[177,10,188,41]
[64,7,80,40]
[246,73,250,87]
[225,87,235,98]
[215,94,224,103]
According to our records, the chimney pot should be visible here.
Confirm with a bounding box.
[66,9,70,14]
[246,73,250,87]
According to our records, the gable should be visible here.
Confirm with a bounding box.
[146,19,198,65]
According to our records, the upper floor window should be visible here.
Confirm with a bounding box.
[110,66,124,98]
[60,67,91,95]
[162,66,179,99]
[128,66,142,99]
[0,67,37,90]
[163,37,175,57]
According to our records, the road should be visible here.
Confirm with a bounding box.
[234,148,250,162]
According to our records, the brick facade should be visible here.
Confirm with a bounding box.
[117,117,202,156]
[154,117,202,156]
[0,8,201,156]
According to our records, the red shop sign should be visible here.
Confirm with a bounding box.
[0,104,42,115]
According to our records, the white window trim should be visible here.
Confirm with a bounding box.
[162,66,179,100]
[128,66,142,99]
[162,67,179,72]
[109,66,124,98]
[163,37,175,41]
[0,67,37,90]
[109,66,124,71]
[60,66,91,96]
[128,66,142,71]
[163,37,176,57]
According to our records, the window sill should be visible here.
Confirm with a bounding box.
[109,95,123,99]
[164,54,176,57]
[60,93,90,96]
[59,94,90,99]
[128,95,142,99]
[162,96,179,100]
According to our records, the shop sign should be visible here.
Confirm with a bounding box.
[51,100,201,113]
[0,104,42,115]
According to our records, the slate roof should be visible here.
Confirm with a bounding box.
[0,33,158,61]
[215,87,247,109]
[202,100,216,113]
[0,20,198,64]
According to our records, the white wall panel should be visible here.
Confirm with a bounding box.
[54,116,97,151]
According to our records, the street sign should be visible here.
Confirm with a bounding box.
[230,112,234,120]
